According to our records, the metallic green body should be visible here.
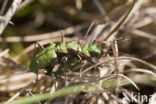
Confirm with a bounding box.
[58,42,68,53]
[81,45,90,57]
[30,44,57,73]
[67,41,81,51]
[89,44,102,53]
[30,41,105,74]
[53,44,104,74]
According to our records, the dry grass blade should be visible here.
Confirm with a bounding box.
[111,41,119,88]
[126,29,156,41]
[82,56,156,75]
[0,16,14,25]
[0,0,23,35]
[0,0,8,15]
[5,83,33,104]
[0,23,89,42]
[132,16,155,28]
[119,56,156,70]
[0,72,37,92]
[103,0,136,41]
[119,74,140,90]
[16,0,34,12]
[75,0,82,10]
[127,68,156,77]
[0,49,9,58]
[92,0,106,15]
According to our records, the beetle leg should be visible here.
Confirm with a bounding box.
[79,61,85,78]
[52,64,61,72]
[61,56,68,64]
[78,51,95,64]
[60,56,69,86]
[76,54,84,78]
[60,30,64,42]
[32,41,45,59]
[77,51,100,73]
[35,41,44,50]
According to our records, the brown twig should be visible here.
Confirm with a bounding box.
[103,0,136,41]
[125,28,156,41]
[0,0,23,35]
[111,41,119,88]
[16,0,34,12]
[0,0,8,15]
[0,23,89,42]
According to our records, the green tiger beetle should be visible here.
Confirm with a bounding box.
[30,0,136,79]
[30,30,108,75]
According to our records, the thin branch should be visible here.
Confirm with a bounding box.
[126,28,156,41]
[0,49,9,58]
[127,68,156,77]
[132,17,154,28]
[16,0,34,12]
[75,0,82,10]
[123,0,147,24]
[111,41,119,88]
[103,0,136,41]
[0,23,89,42]
[0,72,37,92]
[82,56,156,75]
[0,0,8,15]
[0,0,22,35]
[0,16,14,25]
[119,74,140,90]
[5,83,33,104]
[92,0,106,15]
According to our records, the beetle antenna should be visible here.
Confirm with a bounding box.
[36,41,44,50]
[32,41,44,58]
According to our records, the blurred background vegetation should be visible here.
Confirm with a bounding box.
[0,0,156,65]
[0,0,156,103]
[0,0,136,63]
